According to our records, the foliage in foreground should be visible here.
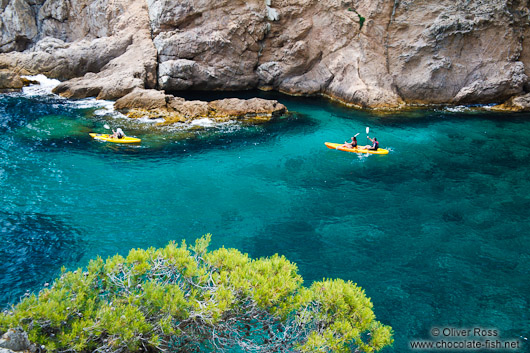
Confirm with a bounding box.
[0,235,393,353]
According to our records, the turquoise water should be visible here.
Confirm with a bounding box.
[1,86,529,352]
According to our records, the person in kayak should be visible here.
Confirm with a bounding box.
[364,136,379,150]
[339,136,357,149]
[110,127,125,139]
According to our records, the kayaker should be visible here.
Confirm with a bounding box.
[339,136,357,149]
[111,127,125,139]
[365,136,379,150]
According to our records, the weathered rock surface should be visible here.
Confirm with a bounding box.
[0,70,24,91]
[492,92,530,111]
[387,0,529,105]
[0,0,530,109]
[115,88,287,124]
[0,328,35,352]
[0,0,157,100]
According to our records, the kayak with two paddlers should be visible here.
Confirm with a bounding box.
[325,142,389,154]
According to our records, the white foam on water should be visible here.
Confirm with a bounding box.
[21,75,61,96]
[136,117,165,124]
[19,74,117,113]
[355,153,369,161]
[163,118,240,133]
[217,121,241,133]
[16,75,248,131]
[443,106,472,113]
[18,74,128,121]
[70,98,104,110]
[190,118,216,127]
[72,98,125,117]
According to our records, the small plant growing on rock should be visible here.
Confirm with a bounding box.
[348,8,366,31]
[0,234,393,352]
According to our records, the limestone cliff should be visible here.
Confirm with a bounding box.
[1,0,530,109]
[0,0,157,98]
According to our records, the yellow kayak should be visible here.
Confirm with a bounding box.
[325,142,389,155]
[89,133,141,144]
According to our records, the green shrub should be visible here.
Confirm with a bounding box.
[0,234,393,352]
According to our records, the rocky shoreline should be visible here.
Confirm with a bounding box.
[114,88,287,124]
[1,0,530,111]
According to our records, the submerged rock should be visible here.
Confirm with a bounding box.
[114,88,287,124]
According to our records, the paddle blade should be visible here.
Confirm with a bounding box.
[354,133,360,137]
[104,124,110,129]
[366,127,369,134]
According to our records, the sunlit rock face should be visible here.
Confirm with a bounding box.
[1,0,530,109]
[114,88,287,124]
[0,0,157,100]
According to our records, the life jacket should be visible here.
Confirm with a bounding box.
[116,128,124,139]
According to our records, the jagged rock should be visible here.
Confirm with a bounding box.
[0,36,133,80]
[387,0,529,106]
[0,70,24,91]
[114,88,287,124]
[0,0,157,100]
[50,0,158,100]
[114,88,171,110]
[0,328,35,352]
[149,0,530,108]
[209,98,286,119]
[150,0,266,91]
[1,0,530,108]
[146,0,197,36]
[257,61,283,87]
[0,0,39,52]
[493,93,530,111]
[158,59,199,90]
[169,99,210,121]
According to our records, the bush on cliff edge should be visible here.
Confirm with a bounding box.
[0,234,393,352]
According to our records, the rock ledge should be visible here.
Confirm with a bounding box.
[114,88,288,124]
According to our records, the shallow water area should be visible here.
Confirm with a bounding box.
[1,82,529,352]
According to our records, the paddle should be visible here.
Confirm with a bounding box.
[363,126,370,153]
[336,132,361,149]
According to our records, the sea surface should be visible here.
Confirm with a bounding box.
[0,77,529,352]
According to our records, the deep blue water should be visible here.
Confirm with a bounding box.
[0,86,529,352]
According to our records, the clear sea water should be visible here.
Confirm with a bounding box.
[1,79,529,352]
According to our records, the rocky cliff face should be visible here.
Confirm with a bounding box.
[1,0,530,109]
[387,0,529,105]
[0,0,157,98]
